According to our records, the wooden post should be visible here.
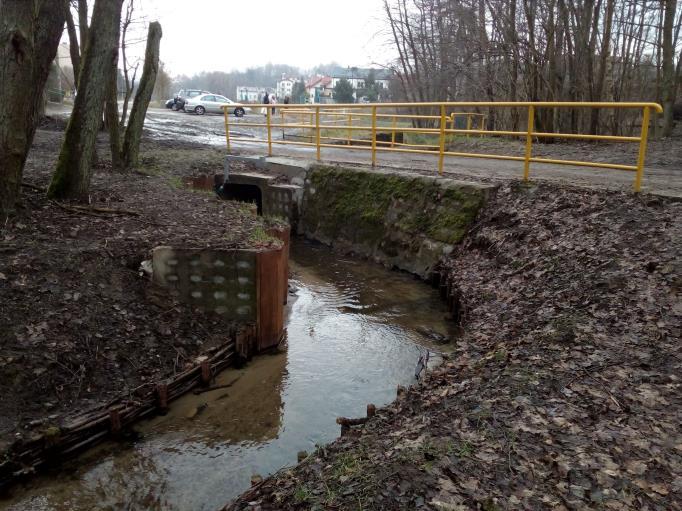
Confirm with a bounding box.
[200,359,211,385]
[109,408,121,434]
[156,383,169,414]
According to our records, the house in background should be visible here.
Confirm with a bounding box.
[305,75,333,104]
[235,86,274,102]
[329,67,392,101]
[276,75,295,100]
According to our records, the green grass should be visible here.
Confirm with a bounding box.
[293,484,312,504]
[247,225,278,245]
[167,176,184,189]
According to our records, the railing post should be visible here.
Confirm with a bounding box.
[466,113,472,139]
[266,105,272,156]
[371,105,377,167]
[523,105,534,181]
[438,104,446,175]
[634,106,651,193]
[347,113,352,146]
[391,114,396,148]
[223,107,231,153]
[315,106,321,161]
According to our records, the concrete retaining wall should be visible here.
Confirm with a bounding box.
[152,226,290,353]
[300,165,496,278]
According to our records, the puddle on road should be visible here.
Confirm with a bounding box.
[143,110,263,147]
[3,240,456,511]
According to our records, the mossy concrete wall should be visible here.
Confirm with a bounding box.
[301,165,495,277]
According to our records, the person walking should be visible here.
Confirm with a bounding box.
[270,95,277,116]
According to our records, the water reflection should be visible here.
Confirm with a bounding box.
[3,240,454,511]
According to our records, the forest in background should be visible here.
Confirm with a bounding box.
[383,0,682,136]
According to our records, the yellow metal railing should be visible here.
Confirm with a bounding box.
[222,101,663,192]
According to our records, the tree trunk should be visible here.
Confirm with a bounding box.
[64,4,81,88]
[121,22,162,169]
[661,0,678,137]
[78,0,89,54]
[105,40,122,170]
[48,0,124,200]
[0,0,67,218]
[590,0,615,135]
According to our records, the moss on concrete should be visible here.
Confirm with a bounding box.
[301,165,493,276]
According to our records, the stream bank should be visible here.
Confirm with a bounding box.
[2,239,457,510]
[0,129,278,484]
[226,182,682,511]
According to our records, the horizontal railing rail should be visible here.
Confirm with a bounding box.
[222,101,663,192]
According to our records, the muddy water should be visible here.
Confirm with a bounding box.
[3,240,456,511]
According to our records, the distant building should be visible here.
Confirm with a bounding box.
[236,86,273,102]
[276,75,295,100]
[305,75,333,104]
[329,67,392,100]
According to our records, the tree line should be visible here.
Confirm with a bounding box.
[383,0,682,136]
[0,0,161,218]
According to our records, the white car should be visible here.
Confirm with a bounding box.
[184,94,248,117]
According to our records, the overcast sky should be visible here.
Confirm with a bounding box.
[124,0,392,76]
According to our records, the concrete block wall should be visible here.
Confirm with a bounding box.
[152,239,291,353]
[152,247,258,321]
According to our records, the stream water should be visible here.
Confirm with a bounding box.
[3,240,456,511]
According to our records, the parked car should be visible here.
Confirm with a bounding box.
[170,89,211,111]
[184,94,247,117]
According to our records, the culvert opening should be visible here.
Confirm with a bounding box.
[217,183,263,214]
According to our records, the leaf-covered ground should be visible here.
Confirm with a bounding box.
[0,129,277,450]
[225,183,681,510]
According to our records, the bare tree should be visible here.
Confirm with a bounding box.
[0,0,67,218]
[121,22,162,168]
[64,2,82,87]
[153,61,172,102]
[48,0,124,200]
[382,0,682,136]
[662,0,679,136]
[119,0,140,130]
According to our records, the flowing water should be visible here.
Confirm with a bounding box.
[3,240,456,511]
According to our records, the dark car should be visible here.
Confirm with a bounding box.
[168,89,211,111]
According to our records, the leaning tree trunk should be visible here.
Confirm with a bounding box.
[0,0,67,219]
[48,0,124,200]
[121,22,162,169]
[64,4,81,89]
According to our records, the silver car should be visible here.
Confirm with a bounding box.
[184,94,247,117]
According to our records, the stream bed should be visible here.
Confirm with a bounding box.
[3,240,456,511]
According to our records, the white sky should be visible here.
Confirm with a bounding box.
[130,0,392,76]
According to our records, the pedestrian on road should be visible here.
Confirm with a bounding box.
[270,95,277,116]
[262,92,270,117]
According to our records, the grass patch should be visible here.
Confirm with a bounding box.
[248,225,278,246]
[167,176,184,189]
[293,484,312,504]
